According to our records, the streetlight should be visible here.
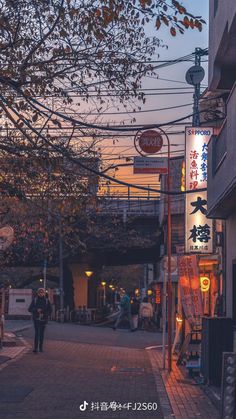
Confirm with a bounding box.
[101,281,106,306]
[85,271,93,278]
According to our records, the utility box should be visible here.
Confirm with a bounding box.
[221,352,236,418]
[201,317,234,386]
[8,289,32,318]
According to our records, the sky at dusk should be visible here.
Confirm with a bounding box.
[99,1,210,198]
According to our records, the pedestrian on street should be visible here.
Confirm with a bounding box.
[28,288,52,353]
[130,297,140,331]
[139,296,154,331]
[113,292,133,331]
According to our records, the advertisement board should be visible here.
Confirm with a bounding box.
[185,127,213,254]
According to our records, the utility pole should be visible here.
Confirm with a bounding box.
[186,48,206,127]
[59,214,64,322]
[193,48,202,127]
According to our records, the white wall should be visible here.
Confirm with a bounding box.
[8,289,32,316]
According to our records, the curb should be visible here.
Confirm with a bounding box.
[5,325,32,334]
[147,348,175,418]
[0,337,30,371]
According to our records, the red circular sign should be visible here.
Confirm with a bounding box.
[136,130,163,155]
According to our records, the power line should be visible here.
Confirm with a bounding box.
[0,92,206,197]
[25,95,213,132]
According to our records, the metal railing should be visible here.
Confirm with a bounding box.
[98,197,159,216]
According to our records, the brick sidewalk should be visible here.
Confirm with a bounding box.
[147,349,220,419]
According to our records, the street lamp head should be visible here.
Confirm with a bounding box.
[85,271,93,278]
[101,281,106,287]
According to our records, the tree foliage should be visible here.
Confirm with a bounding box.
[0,0,204,265]
[0,0,204,122]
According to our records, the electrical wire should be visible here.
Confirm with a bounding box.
[0,92,207,197]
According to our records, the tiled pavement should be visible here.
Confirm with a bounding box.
[0,322,220,419]
[0,339,163,419]
[147,350,220,419]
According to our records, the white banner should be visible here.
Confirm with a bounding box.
[185,191,213,253]
[185,127,213,254]
[178,255,203,326]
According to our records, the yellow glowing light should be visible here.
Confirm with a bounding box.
[85,271,93,278]
[101,281,106,287]
[200,276,210,292]
[109,285,113,289]
[176,315,183,323]
[147,289,153,296]
[134,288,139,295]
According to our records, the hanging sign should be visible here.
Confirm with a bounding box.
[200,276,210,292]
[178,255,203,326]
[134,129,163,156]
[185,127,213,254]
[133,156,168,174]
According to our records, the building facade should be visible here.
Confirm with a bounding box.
[207,0,236,341]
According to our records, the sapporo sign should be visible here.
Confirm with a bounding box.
[185,127,213,254]
[134,129,163,156]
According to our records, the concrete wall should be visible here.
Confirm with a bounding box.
[207,84,236,216]
[226,213,236,318]
[69,264,88,308]
[8,289,32,316]
[209,0,236,90]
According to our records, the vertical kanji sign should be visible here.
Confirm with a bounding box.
[185,128,213,254]
[178,255,203,326]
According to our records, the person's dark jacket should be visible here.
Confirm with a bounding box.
[28,296,52,323]
[131,298,140,315]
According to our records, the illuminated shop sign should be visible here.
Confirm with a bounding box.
[200,276,210,292]
[185,127,213,254]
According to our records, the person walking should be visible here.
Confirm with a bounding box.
[139,296,153,331]
[113,292,132,331]
[28,288,52,353]
[130,297,140,331]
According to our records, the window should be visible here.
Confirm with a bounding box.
[214,0,219,17]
